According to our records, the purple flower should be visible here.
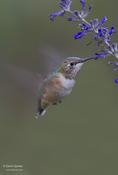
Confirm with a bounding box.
[67,11,79,21]
[81,23,91,30]
[114,77,118,85]
[109,27,115,35]
[74,22,91,40]
[59,0,72,11]
[101,16,107,24]
[79,0,92,18]
[74,31,86,39]
[95,52,108,58]
[50,0,72,21]
[80,0,86,10]
[90,18,99,30]
[50,10,65,21]
[94,25,115,45]
[108,61,118,66]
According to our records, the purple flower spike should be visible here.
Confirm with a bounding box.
[50,0,118,85]
[114,77,118,84]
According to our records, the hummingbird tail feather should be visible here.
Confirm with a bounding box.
[34,97,50,119]
[35,108,46,119]
[35,98,47,119]
[38,108,46,116]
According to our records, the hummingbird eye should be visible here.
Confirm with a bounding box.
[70,62,74,66]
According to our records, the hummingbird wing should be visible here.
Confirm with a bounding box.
[0,62,43,117]
[2,46,65,96]
[4,63,43,97]
[38,46,64,74]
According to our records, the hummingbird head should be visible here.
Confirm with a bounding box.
[59,57,84,79]
[59,56,96,79]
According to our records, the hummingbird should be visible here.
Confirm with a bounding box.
[35,56,97,118]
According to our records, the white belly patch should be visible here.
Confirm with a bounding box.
[59,74,75,96]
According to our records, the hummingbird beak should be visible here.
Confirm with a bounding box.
[75,56,98,64]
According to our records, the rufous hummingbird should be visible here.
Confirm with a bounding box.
[35,56,96,118]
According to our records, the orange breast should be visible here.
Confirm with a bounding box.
[42,76,63,104]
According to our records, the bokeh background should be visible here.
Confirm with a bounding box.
[0,0,118,174]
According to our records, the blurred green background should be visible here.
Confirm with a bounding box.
[0,0,118,174]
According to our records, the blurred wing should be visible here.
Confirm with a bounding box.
[38,46,64,74]
[1,47,65,96]
[5,64,43,96]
